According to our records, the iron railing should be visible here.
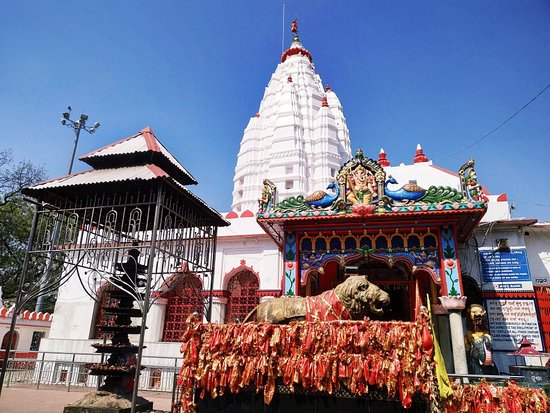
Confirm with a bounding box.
[2,350,181,396]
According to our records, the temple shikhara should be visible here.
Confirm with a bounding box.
[7,18,549,413]
[232,23,351,213]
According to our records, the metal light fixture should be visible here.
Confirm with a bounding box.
[35,106,102,312]
[61,106,100,174]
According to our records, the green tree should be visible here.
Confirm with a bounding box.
[0,149,48,310]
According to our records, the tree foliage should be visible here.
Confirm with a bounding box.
[0,149,48,309]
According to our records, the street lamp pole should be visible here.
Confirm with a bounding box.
[1,107,102,396]
[33,108,100,313]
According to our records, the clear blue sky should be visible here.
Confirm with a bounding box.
[1,1,549,219]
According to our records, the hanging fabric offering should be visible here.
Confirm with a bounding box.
[304,289,351,321]
[443,379,548,412]
[176,313,548,413]
[177,314,437,412]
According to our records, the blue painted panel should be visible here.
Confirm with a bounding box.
[480,248,531,282]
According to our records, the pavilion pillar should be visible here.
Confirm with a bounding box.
[439,296,468,375]
[438,226,469,374]
[210,296,226,324]
[283,232,297,296]
[145,298,167,342]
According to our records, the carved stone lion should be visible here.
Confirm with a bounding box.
[244,275,390,323]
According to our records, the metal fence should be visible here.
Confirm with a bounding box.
[2,350,180,397]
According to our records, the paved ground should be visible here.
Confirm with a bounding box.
[0,384,173,413]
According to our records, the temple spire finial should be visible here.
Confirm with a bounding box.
[281,17,313,63]
[413,144,429,163]
[378,148,391,167]
[291,18,299,41]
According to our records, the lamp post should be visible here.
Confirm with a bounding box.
[61,107,100,174]
[0,109,101,395]
[34,108,100,313]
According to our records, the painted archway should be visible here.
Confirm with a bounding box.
[1,330,19,351]
[301,253,441,321]
[224,264,260,323]
[162,273,204,342]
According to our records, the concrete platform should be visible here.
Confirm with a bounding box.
[63,390,154,413]
[0,384,172,413]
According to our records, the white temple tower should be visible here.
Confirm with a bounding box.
[232,21,352,212]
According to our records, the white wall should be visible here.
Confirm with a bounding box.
[524,224,550,287]
[48,269,97,340]
[215,215,281,292]
[1,318,50,352]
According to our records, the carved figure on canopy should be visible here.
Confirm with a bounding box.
[305,180,340,209]
[464,304,499,375]
[243,275,390,323]
[334,149,385,215]
[260,150,488,217]
[347,165,377,205]
[459,160,488,203]
[384,176,427,203]
[258,179,277,214]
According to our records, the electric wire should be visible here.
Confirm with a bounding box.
[440,83,550,159]
[514,200,550,208]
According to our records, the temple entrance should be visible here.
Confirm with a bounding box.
[303,257,427,322]
[303,261,344,296]
[299,256,438,321]
[356,260,414,321]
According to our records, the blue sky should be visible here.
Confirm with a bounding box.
[1,1,549,220]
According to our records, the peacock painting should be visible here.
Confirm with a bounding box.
[384,176,427,202]
[305,181,340,208]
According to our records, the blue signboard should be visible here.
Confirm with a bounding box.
[480,248,531,282]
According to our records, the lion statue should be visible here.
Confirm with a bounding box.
[243,275,390,323]
[464,304,499,375]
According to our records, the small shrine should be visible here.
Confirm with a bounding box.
[176,149,548,412]
[21,127,228,412]
[258,149,485,313]
[257,149,487,374]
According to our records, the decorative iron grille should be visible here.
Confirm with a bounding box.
[224,271,259,323]
[162,274,204,342]
[23,183,219,320]
[1,130,229,400]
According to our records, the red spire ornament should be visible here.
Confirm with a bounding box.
[321,95,329,107]
[413,144,429,163]
[291,18,300,43]
[281,18,313,63]
[378,148,390,167]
